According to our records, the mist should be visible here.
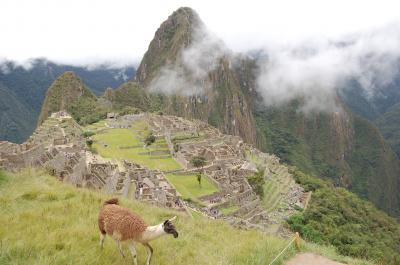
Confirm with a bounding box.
[149,26,228,96]
[0,57,136,75]
[149,20,400,113]
[256,22,400,112]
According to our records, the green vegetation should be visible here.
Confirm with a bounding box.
[287,169,400,263]
[86,139,94,148]
[0,170,8,187]
[190,156,207,169]
[144,132,156,146]
[69,97,109,125]
[190,156,207,186]
[375,102,400,158]
[38,72,98,125]
[247,169,265,198]
[0,59,133,143]
[220,205,240,216]
[254,105,400,218]
[92,124,181,171]
[165,173,218,202]
[119,106,141,115]
[82,131,95,138]
[0,87,36,143]
[0,169,302,265]
[103,81,151,112]
[83,120,106,132]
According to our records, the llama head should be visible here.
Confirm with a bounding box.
[163,216,178,238]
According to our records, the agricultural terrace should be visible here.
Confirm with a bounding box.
[91,119,181,171]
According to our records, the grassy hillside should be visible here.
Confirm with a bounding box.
[0,169,373,265]
[92,125,181,171]
[288,170,400,263]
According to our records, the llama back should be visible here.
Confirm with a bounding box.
[98,198,148,241]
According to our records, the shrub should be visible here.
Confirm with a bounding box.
[82,131,95,138]
[144,133,156,146]
[247,169,265,198]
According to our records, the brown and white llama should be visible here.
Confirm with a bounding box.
[98,198,178,265]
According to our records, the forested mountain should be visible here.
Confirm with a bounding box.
[0,59,135,143]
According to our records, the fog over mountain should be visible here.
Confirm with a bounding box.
[144,12,400,113]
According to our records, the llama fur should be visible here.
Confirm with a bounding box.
[98,198,178,265]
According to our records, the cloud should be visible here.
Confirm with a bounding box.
[0,57,37,74]
[256,22,400,112]
[149,25,228,95]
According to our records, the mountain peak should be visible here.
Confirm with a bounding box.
[37,71,95,125]
[135,7,203,85]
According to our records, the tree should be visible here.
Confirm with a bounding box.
[86,139,94,148]
[190,155,207,187]
[247,169,265,198]
[82,131,95,138]
[144,133,156,147]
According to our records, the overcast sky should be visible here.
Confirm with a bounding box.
[1,0,400,66]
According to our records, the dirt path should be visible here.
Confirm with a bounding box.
[285,253,346,265]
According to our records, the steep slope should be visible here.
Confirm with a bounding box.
[37,72,101,125]
[288,170,400,263]
[375,102,400,158]
[103,81,151,111]
[109,7,400,218]
[135,7,257,144]
[254,101,400,217]
[0,59,135,143]
[0,86,36,143]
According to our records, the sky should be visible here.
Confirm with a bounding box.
[1,0,400,66]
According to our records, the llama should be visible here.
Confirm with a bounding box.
[98,198,178,265]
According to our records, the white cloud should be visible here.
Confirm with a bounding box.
[149,25,227,95]
[256,23,400,112]
[1,0,400,66]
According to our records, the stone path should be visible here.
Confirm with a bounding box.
[285,253,346,265]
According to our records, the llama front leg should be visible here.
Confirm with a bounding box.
[143,243,153,265]
[115,240,125,258]
[99,233,106,249]
[128,243,138,265]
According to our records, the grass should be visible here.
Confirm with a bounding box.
[83,120,106,131]
[165,173,218,201]
[220,205,240,216]
[0,170,374,265]
[92,127,181,171]
[0,169,298,265]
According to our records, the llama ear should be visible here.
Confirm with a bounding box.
[169,216,177,222]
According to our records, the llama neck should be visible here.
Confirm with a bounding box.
[140,223,165,242]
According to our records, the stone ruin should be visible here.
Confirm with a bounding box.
[146,114,306,232]
[0,111,306,234]
[124,161,183,210]
[0,112,184,211]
